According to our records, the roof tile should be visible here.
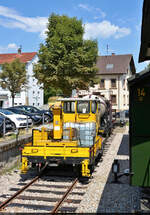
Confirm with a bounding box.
[0,52,37,64]
[96,54,135,75]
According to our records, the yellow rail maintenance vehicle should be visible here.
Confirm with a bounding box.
[21,97,111,177]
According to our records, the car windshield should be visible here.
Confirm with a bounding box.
[33,107,40,111]
[18,110,28,114]
[0,109,13,115]
[10,108,24,114]
[25,107,39,112]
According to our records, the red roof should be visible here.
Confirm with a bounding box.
[0,52,37,64]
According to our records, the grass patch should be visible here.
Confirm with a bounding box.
[0,157,21,176]
[0,125,41,143]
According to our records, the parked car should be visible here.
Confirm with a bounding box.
[0,115,16,136]
[116,110,129,119]
[124,110,129,118]
[14,105,53,122]
[0,109,32,128]
[6,107,43,125]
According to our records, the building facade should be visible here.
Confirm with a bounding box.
[0,51,43,108]
[78,54,136,111]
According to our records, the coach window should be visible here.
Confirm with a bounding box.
[77,101,90,114]
[91,101,97,113]
[63,101,75,113]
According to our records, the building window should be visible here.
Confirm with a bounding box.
[16,93,21,97]
[33,91,35,94]
[100,79,105,89]
[123,95,126,105]
[33,103,35,106]
[110,95,117,105]
[122,79,125,90]
[111,79,116,88]
[38,103,39,106]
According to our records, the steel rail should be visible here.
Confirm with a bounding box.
[51,178,78,214]
[0,163,47,211]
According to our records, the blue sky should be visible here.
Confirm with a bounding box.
[0,0,147,72]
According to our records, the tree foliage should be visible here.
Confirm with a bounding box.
[0,59,27,106]
[34,13,98,96]
[44,86,62,104]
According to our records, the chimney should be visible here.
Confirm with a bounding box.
[112,53,115,55]
[18,45,22,54]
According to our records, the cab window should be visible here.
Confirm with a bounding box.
[91,101,97,113]
[77,101,90,113]
[63,102,75,113]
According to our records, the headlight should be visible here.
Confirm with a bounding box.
[17,118,26,121]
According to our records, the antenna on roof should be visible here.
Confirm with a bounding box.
[106,44,109,55]
[18,45,22,54]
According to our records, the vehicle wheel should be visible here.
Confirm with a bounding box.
[89,163,95,174]
[44,115,51,123]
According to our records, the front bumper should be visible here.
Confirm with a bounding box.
[23,155,90,165]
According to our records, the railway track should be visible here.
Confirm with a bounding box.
[0,172,83,213]
[0,135,113,213]
[0,164,47,211]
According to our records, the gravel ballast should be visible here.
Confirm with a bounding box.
[77,127,141,213]
[0,126,143,213]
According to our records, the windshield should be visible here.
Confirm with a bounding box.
[77,101,90,113]
[0,109,13,115]
[91,101,97,113]
[63,102,75,113]
[25,106,39,113]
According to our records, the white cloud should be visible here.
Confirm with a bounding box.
[78,4,91,11]
[0,43,18,53]
[7,43,18,49]
[0,5,130,41]
[95,8,106,18]
[78,4,106,18]
[84,21,131,40]
[0,5,48,39]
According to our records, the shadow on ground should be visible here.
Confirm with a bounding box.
[96,134,140,213]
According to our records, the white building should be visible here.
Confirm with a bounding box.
[0,50,43,108]
[78,54,136,111]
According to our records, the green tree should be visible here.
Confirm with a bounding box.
[34,13,98,96]
[0,59,27,106]
[44,86,62,103]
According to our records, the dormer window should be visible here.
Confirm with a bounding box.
[106,64,114,69]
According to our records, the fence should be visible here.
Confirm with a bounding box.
[0,113,47,138]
